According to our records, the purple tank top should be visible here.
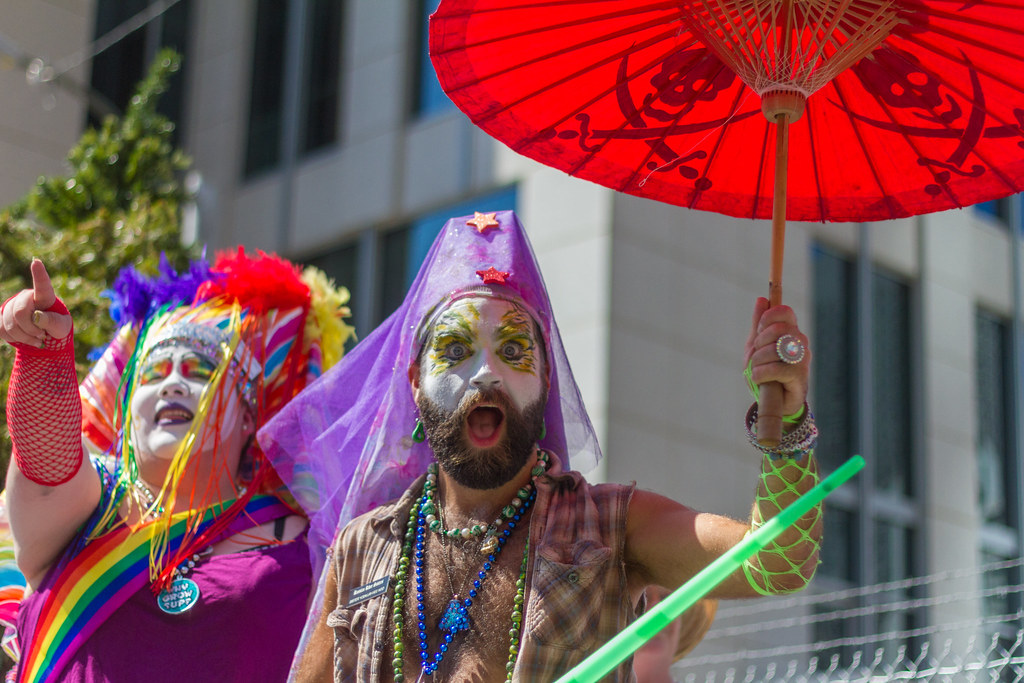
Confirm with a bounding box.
[15,537,311,682]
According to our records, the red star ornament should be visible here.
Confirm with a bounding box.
[476,267,510,285]
[467,212,499,233]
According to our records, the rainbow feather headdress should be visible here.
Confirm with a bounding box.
[78,249,354,583]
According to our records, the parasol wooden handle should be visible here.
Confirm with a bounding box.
[756,114,790,448]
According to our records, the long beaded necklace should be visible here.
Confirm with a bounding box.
[390,451,549,681]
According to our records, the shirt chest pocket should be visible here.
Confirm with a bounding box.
[526,541,612,650]
[327,603,375,675]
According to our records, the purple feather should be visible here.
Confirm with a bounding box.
[104,254,215,327]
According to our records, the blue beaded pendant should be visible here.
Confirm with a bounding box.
[439,597,469,634]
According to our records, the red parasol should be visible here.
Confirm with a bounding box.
[430,0,1024,443]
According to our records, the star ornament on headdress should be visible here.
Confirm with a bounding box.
[467,211,500,233]
[476,266,510,285]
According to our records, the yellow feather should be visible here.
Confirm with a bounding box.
[300,266,356,370]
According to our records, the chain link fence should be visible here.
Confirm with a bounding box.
[673,558,1024,682]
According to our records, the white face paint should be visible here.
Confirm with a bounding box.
[129,344,247,467]
[417,296,545,415]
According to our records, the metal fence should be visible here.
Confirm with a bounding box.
[672,558,1024,682]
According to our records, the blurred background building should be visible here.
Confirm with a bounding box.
[3,1,1023,678]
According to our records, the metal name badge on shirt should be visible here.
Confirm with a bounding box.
[158,578,201,614]
[346,576,390,607]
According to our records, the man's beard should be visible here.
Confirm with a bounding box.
[417,388,545,490]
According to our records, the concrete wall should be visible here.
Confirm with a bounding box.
[0,0,92,207]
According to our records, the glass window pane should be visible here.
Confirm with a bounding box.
[980,550,1020,619]
[874,522,918,656]
[414,0,453,116]
[89,0,191,144]
[377,226,411,325]
[301,0,342,153]
[872,270,913,496]
[89,0,149,125]
[819,506,857,582]
[813,599,859,671]
[975,197,1012,229]
[245,0,288,177]
[976,310,1016,527]
[875,521,912,584]
[156,0,192,143]
[812,247,856,473]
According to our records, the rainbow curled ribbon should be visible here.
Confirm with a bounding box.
[16,495,291,683]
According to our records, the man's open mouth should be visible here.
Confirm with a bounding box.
[466,405,505,447]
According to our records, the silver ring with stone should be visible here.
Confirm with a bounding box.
[775,334,805,365]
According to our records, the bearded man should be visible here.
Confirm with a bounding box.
[260,210,821,682]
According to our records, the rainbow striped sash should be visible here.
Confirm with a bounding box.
[17,495,292,683]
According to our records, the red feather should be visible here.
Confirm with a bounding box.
[199,248,309,312]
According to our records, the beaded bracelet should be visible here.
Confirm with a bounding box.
[745,402,818,461]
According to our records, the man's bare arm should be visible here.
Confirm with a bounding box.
[625,451,821,602]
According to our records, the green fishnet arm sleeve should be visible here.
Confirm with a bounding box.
[742,454,822,595]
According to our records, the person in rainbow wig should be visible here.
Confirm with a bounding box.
[0,250,353,683]
[259,210,823,682]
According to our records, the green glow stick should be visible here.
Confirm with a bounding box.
[555,455,865,683]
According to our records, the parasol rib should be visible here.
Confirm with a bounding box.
[452,25,693,129]
[433,3,681,57]
[433,0,679,18]
[904,6,1024,37]
[831,75,902,218]
[750,107,774,221]
[436,13,684,95]
[912,30,1024,71]
[679,84,754,210]
[803,98,827,223]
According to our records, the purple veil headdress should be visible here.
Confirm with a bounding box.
[258,210,603,556]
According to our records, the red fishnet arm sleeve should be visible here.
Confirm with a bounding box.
[5,298,84,486]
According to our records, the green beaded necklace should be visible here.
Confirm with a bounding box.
[390,483,533,682]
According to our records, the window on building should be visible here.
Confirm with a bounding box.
[414,0,453,117]
[305,188,517,336]
[975,310,1020,630]
[244,0,287,177]
[89,0,192,140]
[975,194,1023,233]
[301,0,343,153]
[811,244,921,662]
[245,0,343,178]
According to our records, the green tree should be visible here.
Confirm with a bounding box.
[0,48,196,475]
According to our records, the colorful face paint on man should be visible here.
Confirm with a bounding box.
[415,296,547,489]
[419,296,544,416]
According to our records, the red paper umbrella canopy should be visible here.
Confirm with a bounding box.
[430,0,1024,224]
